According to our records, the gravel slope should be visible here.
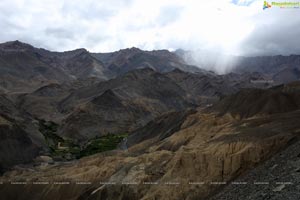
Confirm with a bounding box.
[210,137,300,200]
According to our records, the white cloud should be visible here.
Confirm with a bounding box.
[0,0,299,56]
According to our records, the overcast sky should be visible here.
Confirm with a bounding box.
[0,0,300,56]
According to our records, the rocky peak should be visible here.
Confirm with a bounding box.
[61,48,89,57]
[0,40,34,51]
[91,89,123,107]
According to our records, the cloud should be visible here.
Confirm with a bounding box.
[240,8,300,56]
[0,0,299,57]
[231,0,256,6]
[156,5,184,26]
[45,28,75,39]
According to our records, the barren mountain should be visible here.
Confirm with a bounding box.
[91,47,201,76]
[57,67,270,143]
[166,69,271,105]
[1,41,300,199]
[1,82,300,200]
[212,82,300,119]
[0,94,47,173]
[15,83,72,122]
[0,41,203,93]
[0,41,108,93]
[59,68,193,142]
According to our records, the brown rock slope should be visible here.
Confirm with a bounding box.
[0,94,47,173]
[126,109,196,148]
[15,83,72,122]
[0,41,109,93]
[213,82,300,119]
[166,69,275,109]
[58,68,193,142]
[12,77,103,123]
[1,82,300,199]
[58,68,274,143]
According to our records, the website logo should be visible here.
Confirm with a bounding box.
[263,1,300,10]
[263,1,272,9]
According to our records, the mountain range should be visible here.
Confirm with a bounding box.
[0,41,300,200]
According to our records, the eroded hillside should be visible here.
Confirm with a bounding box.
[1,83,300,200]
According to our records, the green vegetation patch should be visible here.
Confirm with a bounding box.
[38,119,127,160]
[38,119,80,159]
[79,133,127,157]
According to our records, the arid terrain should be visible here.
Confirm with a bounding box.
[0,41,300,200]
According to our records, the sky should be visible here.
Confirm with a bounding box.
[1,0,300,56]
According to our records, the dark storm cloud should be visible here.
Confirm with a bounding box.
[240,10,300,56]
[241,24,300,56]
